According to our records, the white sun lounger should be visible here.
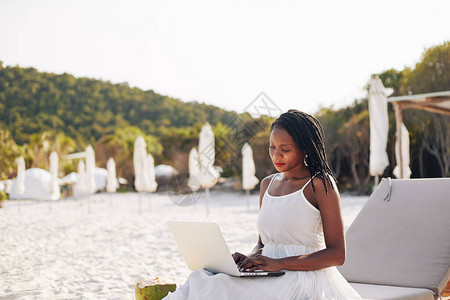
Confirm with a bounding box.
[338,178,450,300]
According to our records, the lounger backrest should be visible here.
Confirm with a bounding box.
[338,178,450,296]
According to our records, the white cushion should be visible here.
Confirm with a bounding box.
[338,178,450,296]
[350,283,434,300]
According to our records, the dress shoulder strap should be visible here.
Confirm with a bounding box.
[302,172,321,189]
[266,173,280,191]
[265,173,279,195]
[302,176,314,189]
[303,172,336,190]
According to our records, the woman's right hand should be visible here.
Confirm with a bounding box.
[233,252,260,270]
[232,252,247,265]
[233,240,264,265]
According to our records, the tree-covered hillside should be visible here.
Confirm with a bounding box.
[0,41,448,196]
[0,64,273,186]
[0,64,237,146]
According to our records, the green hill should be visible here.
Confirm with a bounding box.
[0,62,238,146]
[1,40,448,194]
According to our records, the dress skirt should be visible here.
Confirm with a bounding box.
[164,244,361,300]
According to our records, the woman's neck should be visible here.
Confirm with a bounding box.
[282,169,310,180]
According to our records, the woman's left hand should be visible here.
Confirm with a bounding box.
[236,254,282,272]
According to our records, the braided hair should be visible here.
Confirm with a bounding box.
[271,109,336,193]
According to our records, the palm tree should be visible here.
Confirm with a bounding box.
[25,131,51,169]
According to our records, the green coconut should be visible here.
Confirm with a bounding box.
[135,277,177,300]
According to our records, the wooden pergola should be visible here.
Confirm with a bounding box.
[387,90,450,178]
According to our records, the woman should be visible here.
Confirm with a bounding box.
[165,109,361,299]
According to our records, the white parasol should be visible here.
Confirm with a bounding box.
[85,145,96,194]
[242,143,259,191]
[368,76,390,178]
[12,156,26,197]
[106,157,119,193]
[74,160,86,196]
[133,136,152,192]
[393,123,412,179]
[49,151,60,200]
[198,123,220,189]
[147,154,158,192]
[187,147,201,191]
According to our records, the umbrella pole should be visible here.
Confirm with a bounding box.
[205,187,210,216]
[138,192,142,214]
[374,175,379,187]
[190,190,198,213]
[245,189,250,211]
[147,192,152,211]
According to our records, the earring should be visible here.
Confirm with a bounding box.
[304,155,308,167]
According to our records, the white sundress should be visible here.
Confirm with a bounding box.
[165,174,362,300]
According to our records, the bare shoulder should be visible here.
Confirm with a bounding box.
[261,174,276,187]
[258,174,277,207]
[310,175,340,204]
[260,174,276,194]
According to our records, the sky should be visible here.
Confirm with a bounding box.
[0,0,449,115]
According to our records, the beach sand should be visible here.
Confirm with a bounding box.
[0,191,367,300]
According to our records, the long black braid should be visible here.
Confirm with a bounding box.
[271,109,336,193]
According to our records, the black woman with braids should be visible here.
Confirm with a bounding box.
[165,110,361,300]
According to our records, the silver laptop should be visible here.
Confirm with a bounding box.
[167,221,285,277]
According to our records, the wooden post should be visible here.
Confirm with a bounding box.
[393,103,404,179]
[443,280,450,296]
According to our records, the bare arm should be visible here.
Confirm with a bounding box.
[239,177,346,272]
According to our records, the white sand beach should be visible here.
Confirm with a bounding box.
[0,192,368,300]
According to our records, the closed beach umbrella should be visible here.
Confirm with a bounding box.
[49,151,60,200]
[393,123,412,179]
[74,160,86,196]
[133,136,152,192]
[85,145,96,194]
[198,123,220,189]
[188,147,201,191]
[368,76,390,177]
[147,154,158,192]
[242,143,259,191]
[106,157,119,193]
[12,156,26,197]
